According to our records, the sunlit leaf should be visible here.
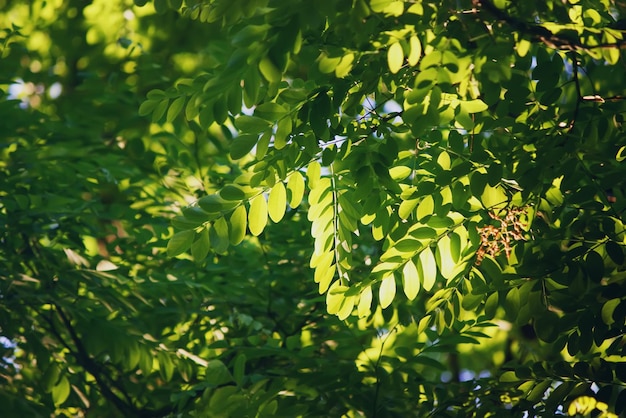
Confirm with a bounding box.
[387,41,404,74]
[418,247,437,291]
[285,171,305,208]
[327,281,348,314]
[379,272,396,309]
[268,181,287,223]
[402,260,420,300]
[408,35,421,66]
[248,194,268,236]
[416,195,435,220]
[258,57,282,82]
[51,376,70,406]
[358,286,373,318]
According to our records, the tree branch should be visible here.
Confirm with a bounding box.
[473,0,626,51]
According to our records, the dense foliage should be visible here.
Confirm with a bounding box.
[1,0,626,416]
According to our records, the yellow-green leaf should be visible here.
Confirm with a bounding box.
[268,181,287,223]
[481,184,507,209]
[315,263,336,294]
[307,161,321,189]
[327,281,348,314]
[436,234,456,280]
[460,99,489,113]
[379,272,396,309]
[402,260,420,300]
[51,376,70,406]
[335,53,355,78]
[258,57,281,83]
[248,194,268,236]
[286,171,305,208]
[358,286,373,318]
[408,35,421,66]
[419,247,437,291]
[416,195,434,220]
[337,295,355,320]
[387,41,404,74]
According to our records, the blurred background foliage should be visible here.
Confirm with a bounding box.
[1,0,626,417]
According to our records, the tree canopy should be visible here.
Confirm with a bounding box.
[1,0,626,416]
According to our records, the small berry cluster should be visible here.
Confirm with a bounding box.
[475,207,527,265]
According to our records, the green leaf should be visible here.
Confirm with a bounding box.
[51,376,70,406]
[601,298,620,325]
[319,53,341,74]
[210,217,230,254]
[585,250,604,282]
[234,115,270,133]
[138,99,159,116]
[402,260,420,300]
[191,228,210,261]
[167,230,195,257]
[258,57,282,83]
[254,102,288,120]
[198,194,239,213]
[233,353,246,386]
[166,96,185,122]
[232,24,270,47]
[286,171,305,208]
[268,181,287,223]
[229,205,247,245]
[379,272,396,309]
[606,241,624,265]
[274,116,292,149]
[205,359,234,386]
[248,194,268,236]
[504,287,520,320]
[310,91,331,141]
[152,99,169,122]
[42,364,61,393]
[230,134,258,160]
[534,310,559,342]
[220,185,246,201]
[387,41,404,74]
